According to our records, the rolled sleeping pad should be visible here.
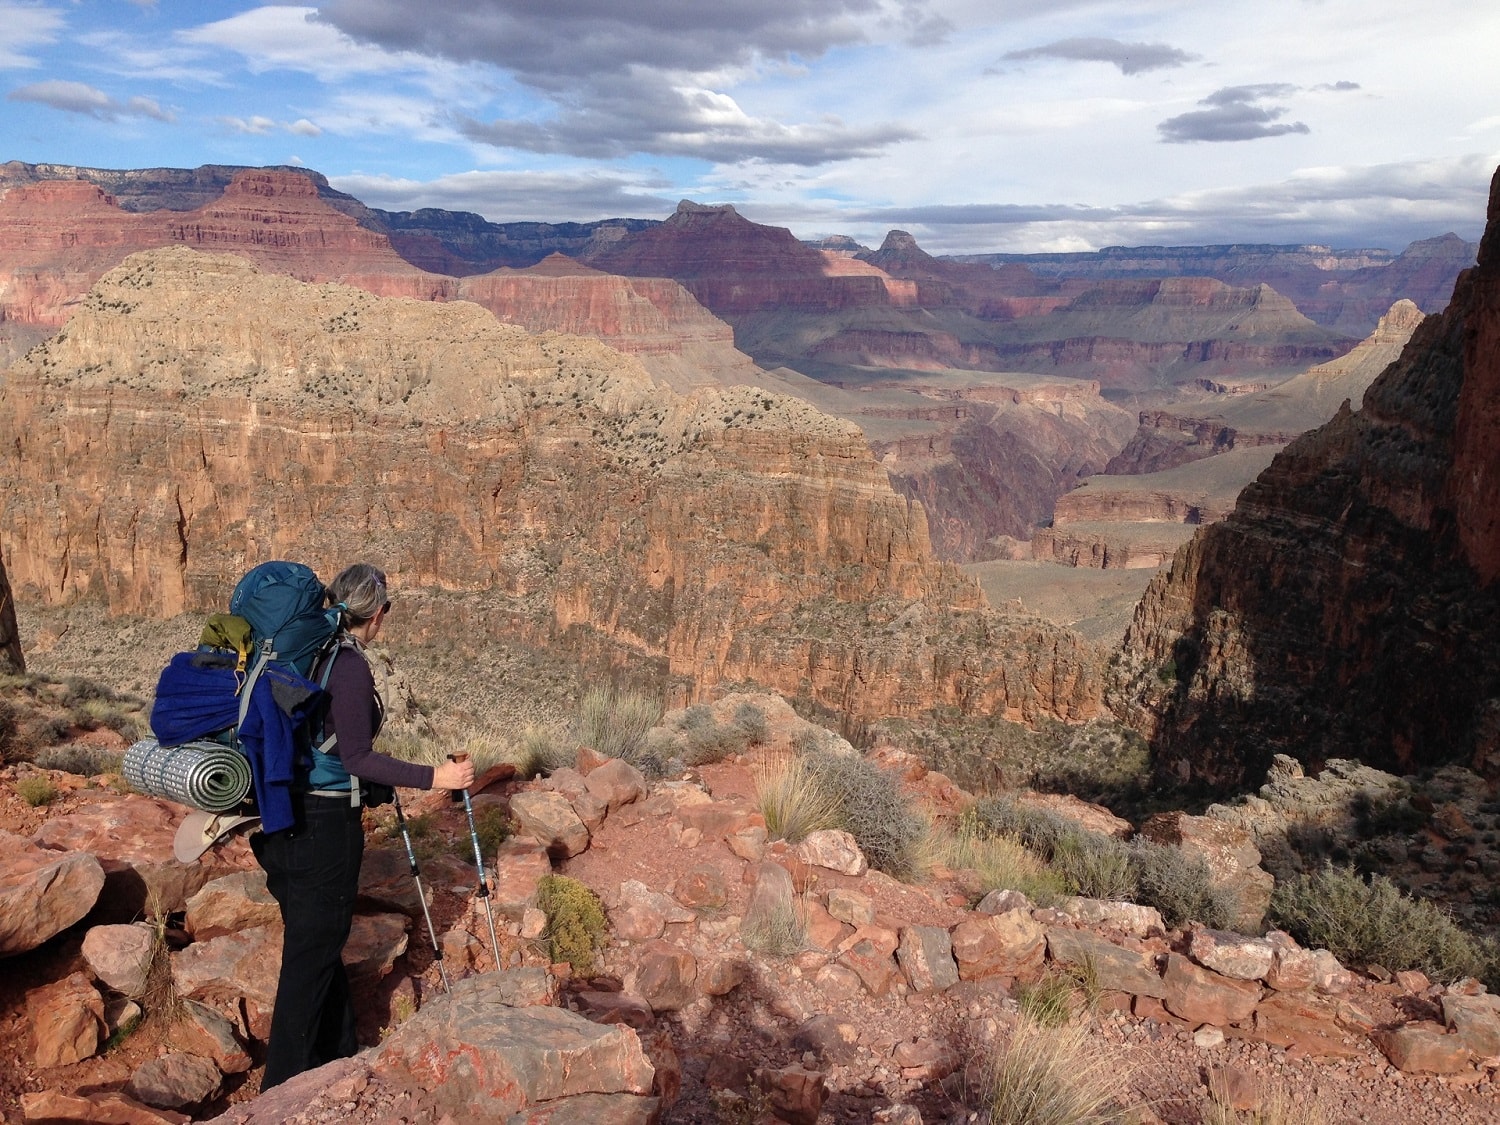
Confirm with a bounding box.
[123,737,253,813]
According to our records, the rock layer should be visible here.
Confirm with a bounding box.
[1110,168,1500,788]
[0,247,1102,724]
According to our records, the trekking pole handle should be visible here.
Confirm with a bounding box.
[448,751,470,804]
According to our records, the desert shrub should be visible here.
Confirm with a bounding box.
[1015,967,1086,1028]
[936,811,1069,906]
[1050,833,1135,901]
[576,686,662,763]
[514,724,575,777]
[1269,865,1499,986]
[1204,1078,1326,1125]
[1353,793,1429,838]
[983,1018,1135,1125]
[731,701,769,746]
[536,874,607,976]
[807,751,926,881]
[756,755,842,843]
[34,743,124,778]
[973,798,1080,859]
[740,885,807,958]
[474,805,512,861]
[1129,838,1237,930]
[0,697,19,761]
[16,775,57,807]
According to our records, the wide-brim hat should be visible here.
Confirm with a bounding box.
[174,810,261,863]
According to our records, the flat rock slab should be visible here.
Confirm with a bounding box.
[1046,928,1165,999]
[20,1088,188,1124]
[184,870,280,940]
[33,794,239,920]
[506,1093,661,1124]
[377,974,654,1118]
[0,829,105,955]
[127,1051,223,1111]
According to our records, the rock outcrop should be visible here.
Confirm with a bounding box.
[0,247,1102,724]
[1110,168,1500,789]
[0,540,20,673]
[0,169,756,394]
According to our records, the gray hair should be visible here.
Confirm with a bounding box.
[327,563,388,628]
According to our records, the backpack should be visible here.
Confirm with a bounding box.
[230,561,342,679]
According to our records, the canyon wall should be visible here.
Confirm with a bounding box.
[0,169,754,393]
[0,247,1103,724]
[1109,170,1500,790]
[0,543,20,674]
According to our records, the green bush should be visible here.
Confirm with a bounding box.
[807,752,926,881]
[576,686,661,763]
[1050,833,1134,902]
[1269,865,1499,986]
[474,805,511,861]
[933,812,1070,906]
[536,874,607,976]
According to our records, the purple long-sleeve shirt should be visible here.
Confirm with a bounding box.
[322,646,434,790]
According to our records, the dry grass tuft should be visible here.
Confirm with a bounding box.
[135,887,182,1026]
[984,1017,1136,1125]
[754,754,841,844]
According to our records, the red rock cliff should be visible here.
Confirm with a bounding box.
[1110,168,1500,789]
[0,248,1103,724]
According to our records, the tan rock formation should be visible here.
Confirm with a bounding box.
[1110,167,1500,788]
[0,247,1102,724]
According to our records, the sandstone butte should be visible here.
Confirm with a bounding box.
[0,246,1102,725]
[0,169,757,393]
[1109,166,1500,791]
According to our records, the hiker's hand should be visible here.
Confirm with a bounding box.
[433,758,474,791]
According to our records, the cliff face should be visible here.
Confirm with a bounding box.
[0,169,754,393]
[0,247,1103,724]
[1110,170,1500,789]
[0,542,20,674]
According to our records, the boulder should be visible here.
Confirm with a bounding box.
[801,897,853,953]
[82,922,157,995]
[611,880,695,941]
[126,1051,222,1111]
[1137,812,1274,932]
[755,1064,828,1125]
[356,843,427,917]
[1161,953,1261,1026]
[793,830,867,876]
[32,795,241,920]
[27,971,104,1067]
[673,865,729,911]
[184,870,280,939]
[825,888,875,927]
[1187,928,1274,981]
[493,838,554,921]
[511,791,591,859]
[740,861,798,946]
[1014,793,1131,838]
[892,1037,960,1080]
[896,925,959,992]
[975,889,1031,916]
[376,973,655,1118]
[1058,897,1163,937]
[1374,1022,1473,1074]
[170,923,281,1040]
[1046,929,1165,998]
[0,830,106,956]
[170,998,251,1075]
[19,1089,187,1124]
[790,1014,858,1064]
[952,910,1045,982]
[343,913,410,990]
[625,942,699,1012]
[584,758,649,812]
[1443,992,1500,1057]
[836,925,900,997]
[576,990,655,1029]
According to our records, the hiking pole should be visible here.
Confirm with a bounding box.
[449,752,502,970]
[392,792,451,994]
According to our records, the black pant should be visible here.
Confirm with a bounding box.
[251,793,364,1090]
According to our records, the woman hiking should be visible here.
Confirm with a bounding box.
[251,562,474,1090]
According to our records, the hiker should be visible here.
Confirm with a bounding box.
[251,562,474,1091]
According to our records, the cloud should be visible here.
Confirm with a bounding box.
[328,168,679,223]
[218,113,325,137]
[1313,80,1361,93]
[7,79,173,121]
[851,154,1495,251]
[288,117,322,136]
[1000,37,1197,76]
[315,0,914,165]
[0,2,64,69]
[1158,84,1309,143]
[456,73,913,165]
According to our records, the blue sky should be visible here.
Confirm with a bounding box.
[3,1,1498,253]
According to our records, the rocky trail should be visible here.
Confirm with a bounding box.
[2,693,1499,1124]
